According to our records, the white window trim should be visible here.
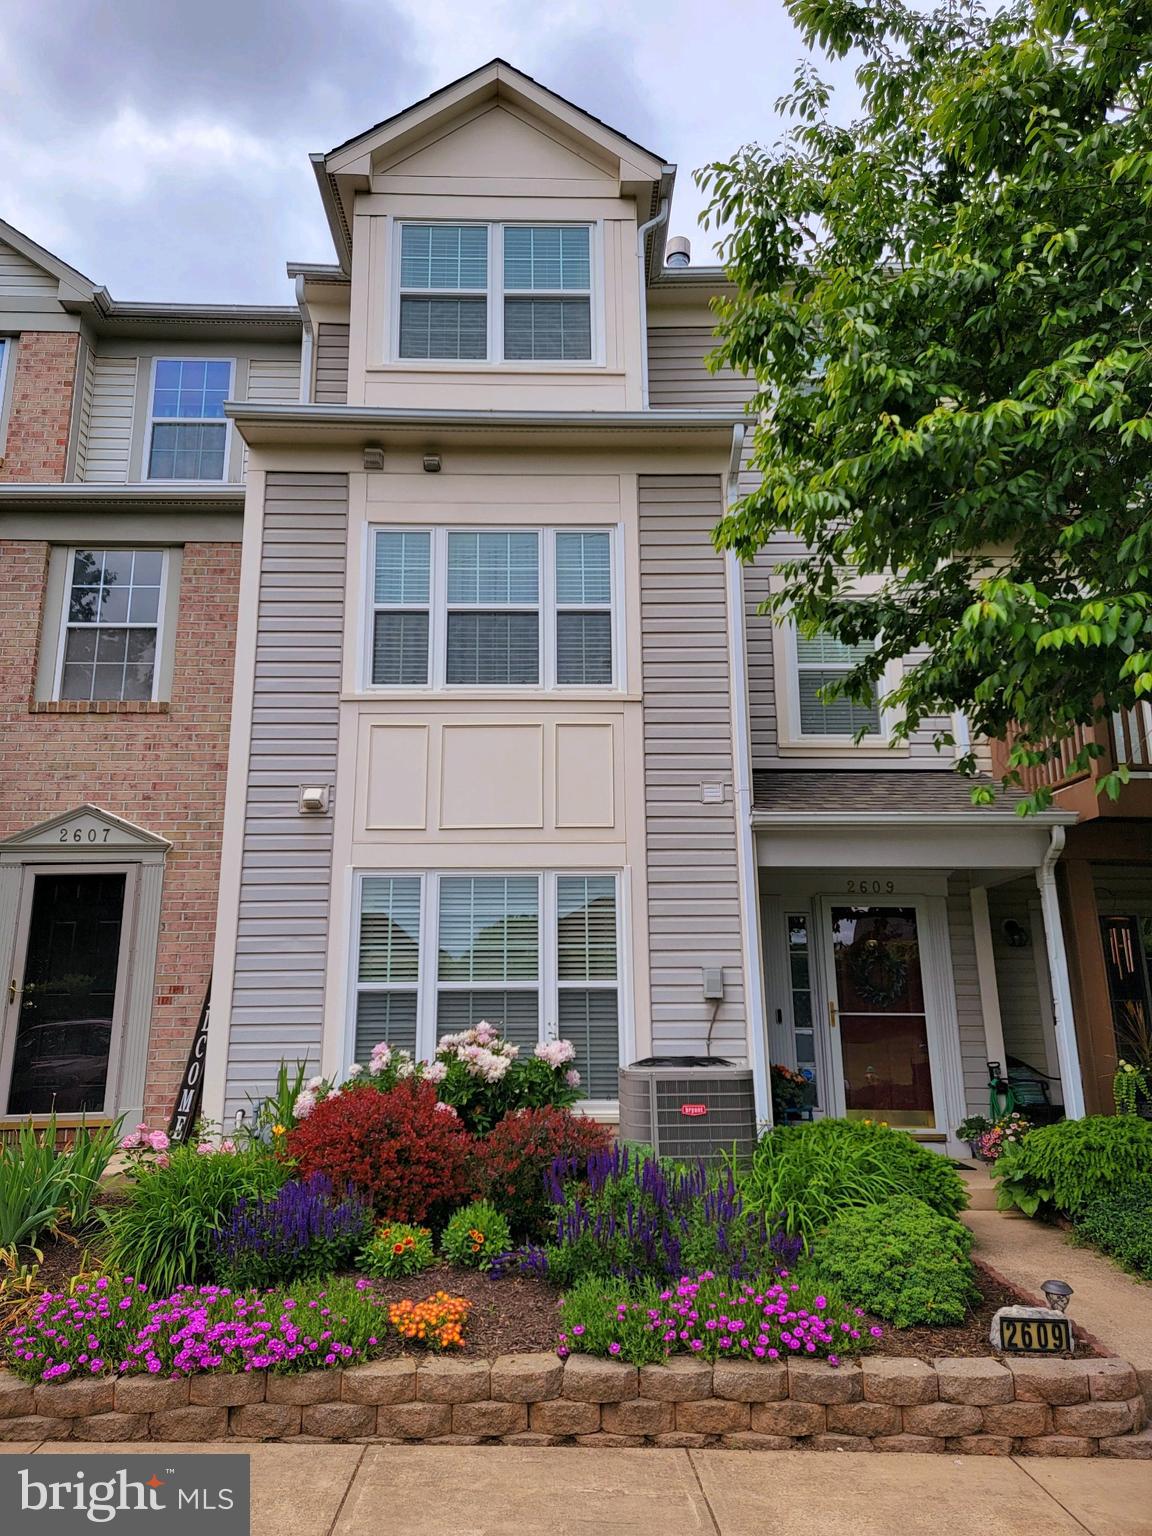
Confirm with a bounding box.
[347,869,627,1104]
[773,617,906,755]
[365,524,622,694]
[51,547,172,705]
[144,356,235,483]
[388,220,604,368]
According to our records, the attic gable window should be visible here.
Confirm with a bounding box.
[395,223,595,364]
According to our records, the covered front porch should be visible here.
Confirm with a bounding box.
[752,772,1081,1156]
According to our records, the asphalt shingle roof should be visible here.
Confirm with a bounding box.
[752,770,1027,815]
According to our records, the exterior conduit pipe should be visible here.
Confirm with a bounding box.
[636,197,668,407]
[295,274,314,404]
[723,423,772,1126]
[1036,824,1086,1118]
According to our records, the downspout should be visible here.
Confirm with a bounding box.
[636,197,669,407]
[723,423,771,1126]
[295,274,314,404]
[1036,824,1086,1118]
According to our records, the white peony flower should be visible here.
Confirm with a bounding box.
[293,1089,317,1119]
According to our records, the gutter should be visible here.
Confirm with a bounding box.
[723,424,771,1126]
[636,194,669,406]
[751,809,1077,828]
[0,483,244,507]
[295,275,315,404]
[224,403,742,429]
[1036,825,1086,1118]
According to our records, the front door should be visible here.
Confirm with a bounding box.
[821,902,940,1130]
[2,869,130,1115]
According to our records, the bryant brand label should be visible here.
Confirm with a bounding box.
[680,1103,708,1117]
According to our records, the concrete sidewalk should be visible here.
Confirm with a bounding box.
[4,1443,1151,1535]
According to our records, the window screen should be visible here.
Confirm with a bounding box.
[555,531,612,684]
[557,875,619,1098]
[445,532,539,685]
[58,548,163,702]
[503,227,592,361]
[355,877,421,1058]
[372,530,431,685]
[399,225,488,361]
[437,876,539,1053]
[148,359,230,480]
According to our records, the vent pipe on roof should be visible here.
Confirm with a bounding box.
[665,236,691,267]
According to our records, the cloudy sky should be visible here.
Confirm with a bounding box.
[0,0,857,304]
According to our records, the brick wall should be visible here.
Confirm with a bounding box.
[0,332,80,482]
[0,538,240,1121]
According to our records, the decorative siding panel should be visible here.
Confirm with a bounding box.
[79,356,137,483]
[246,357,301,403]
[225,471,348,1121]
[946,873,996,1115]
[315,324,350,404]
[0,241,57,295]
[639,474,747,1058]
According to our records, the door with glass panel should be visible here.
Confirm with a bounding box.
[819,902,941,1130]
[2,868,131,1115]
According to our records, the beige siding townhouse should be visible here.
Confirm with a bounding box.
[171,60,1091,1153]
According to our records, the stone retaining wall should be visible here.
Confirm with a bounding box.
[2,1355,1149,1457]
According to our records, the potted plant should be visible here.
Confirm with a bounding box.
[770,1063,816,1122]
[955,1114,992,1159]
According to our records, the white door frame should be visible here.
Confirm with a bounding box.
[763,884,967,1150]
[0,863,137,1119]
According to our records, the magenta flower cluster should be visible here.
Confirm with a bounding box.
[558,1271,882,1367]
[7,1275,389,1383]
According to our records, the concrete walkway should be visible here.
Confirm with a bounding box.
[2,1443,1151,1534]
[960,1167,1152,1401]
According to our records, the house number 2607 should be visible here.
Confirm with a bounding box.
[59,826,111,843]
[846,878,895,894]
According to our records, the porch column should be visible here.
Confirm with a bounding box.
[1057,857,1116,1115]
[1035,828,1087,1118]
[969,884,1007,1073]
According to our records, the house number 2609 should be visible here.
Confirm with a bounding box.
[846,878,895,894]
[59,826,111,843]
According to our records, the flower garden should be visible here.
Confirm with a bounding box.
[0,1025,1147,1454]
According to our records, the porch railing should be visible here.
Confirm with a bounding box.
[989,701,1152,809]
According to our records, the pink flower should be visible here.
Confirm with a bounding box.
[119,1133,141,1151]
[148,1130,170,1152]
[565,1069,581,1089]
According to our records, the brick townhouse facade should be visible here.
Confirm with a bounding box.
[0,226,299,1126]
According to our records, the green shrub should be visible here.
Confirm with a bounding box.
[737,1119,967,1246]
[993,1115,1152,1217]
[0,1115,122,1251]
[813,1196,977,1327]
[98,1145,289,1291]
[357,1221,436,1278]
[1074,1177,1152,1278]
[439,1202,511,1270]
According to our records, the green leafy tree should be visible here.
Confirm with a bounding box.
[699,0,1152,810]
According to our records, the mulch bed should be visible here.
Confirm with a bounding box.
[12,1218,1098,1362]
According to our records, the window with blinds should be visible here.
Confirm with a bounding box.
[368,527,614,690]
[355,876,422,1059]
[557,875,619,1099]
[372,531,431,685]
[503,227,592,361]
[446,531,540,685]
[394,223,595,364]
[352,871,623,1098]
[555,531,612,685]
[795,630,882,736]
[398,225,488,360]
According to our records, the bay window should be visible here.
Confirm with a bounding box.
[353,871,623,1101]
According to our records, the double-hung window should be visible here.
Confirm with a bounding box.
[794,629,881,737]
[147,358,232,480]
[353,871,623,1100]
[395,223,594,363]
[55,548,166,702]
[369,527,616,689]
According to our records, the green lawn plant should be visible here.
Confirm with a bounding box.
[439,1202,511,1270]
[0,1114,122,1251]
[357,1221,436,1279]
[737,1119,967,1247]
[994,1115,1152,1217]
[813,1196,978,1327]
[1074,1177,1152,1281]
[99,1143,289,1291]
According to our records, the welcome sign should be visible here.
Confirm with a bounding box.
[1,1455,250,1533]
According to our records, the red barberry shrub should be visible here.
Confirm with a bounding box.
[471,1107,612,1239]
[287,1082,472,1225]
